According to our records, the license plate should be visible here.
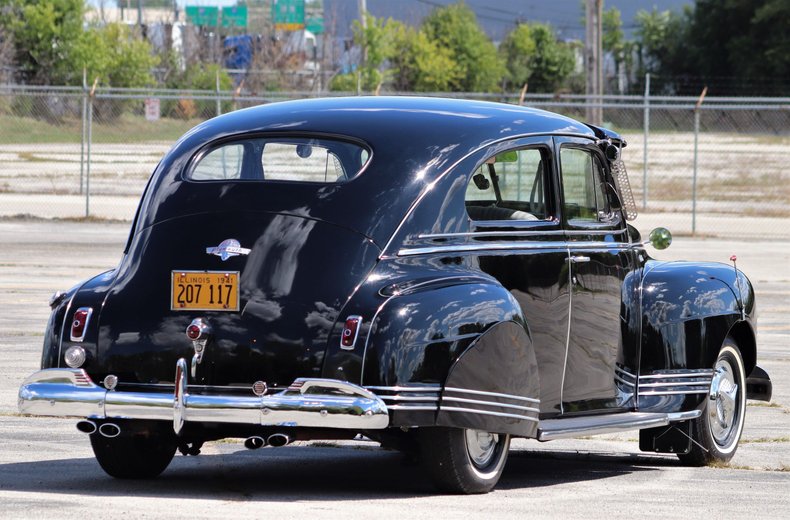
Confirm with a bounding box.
[171,271,240,311]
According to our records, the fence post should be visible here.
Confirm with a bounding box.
[215,69,221,117]
[691,86,708,236]
[80,68,87,195]
[85,77,98,218]
[642,72,650,210]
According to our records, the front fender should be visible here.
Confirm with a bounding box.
[639,260,755,411]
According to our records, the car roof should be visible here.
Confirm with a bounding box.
[142,97,607,248]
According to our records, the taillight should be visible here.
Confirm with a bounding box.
[70,307,93,342]
[340,316,362,350]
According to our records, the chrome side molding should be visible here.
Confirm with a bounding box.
[537,410,702,441]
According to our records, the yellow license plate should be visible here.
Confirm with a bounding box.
[171,271,240,311]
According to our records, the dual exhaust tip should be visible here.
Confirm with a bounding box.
[77,421,291,448]
[244,433,292,449]
[76,420,119,438]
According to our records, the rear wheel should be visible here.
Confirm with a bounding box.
[678,338,746,465]
[90,423,177,479]
[419,427,510,494]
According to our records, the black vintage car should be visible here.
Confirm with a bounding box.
[19,97,772,493]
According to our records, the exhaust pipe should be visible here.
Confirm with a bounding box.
[244,436,266,450]
[76,420,97,434]
[267,433,292,447]
[98,423,121,438]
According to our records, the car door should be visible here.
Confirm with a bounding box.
[466,137,570,417]
[556,137,639,414]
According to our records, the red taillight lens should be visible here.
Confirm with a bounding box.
[70,307,92,342]
[186,324,201,340]
[340,316,362,350]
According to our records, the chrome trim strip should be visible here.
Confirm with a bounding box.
[442,396,540,414]
[615,366,637,379]
[365,385,441,392]
[639,370,714,380]
[387,405,439,411]
[444,386,540,404]
[398,241,633,257]
[378,395,440,402]
[441,406,540,422]
[18,367,391,430]
[560,244,572,414]
[537,412,672,441]
[639,381,710,388]
[418,228,627,239]
[614,374,636,387]
[668,410,703,421]
[638,389,709,396]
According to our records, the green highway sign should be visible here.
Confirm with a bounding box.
[185,5,219,26]
[305,16,324,34]
[222,5,248,28]
[272,0,305,31]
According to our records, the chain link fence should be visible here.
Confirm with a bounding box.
[1,84,788,238]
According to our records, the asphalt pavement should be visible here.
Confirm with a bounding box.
[0,220,787,519]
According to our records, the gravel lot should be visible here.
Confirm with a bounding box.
[0,220,787,519]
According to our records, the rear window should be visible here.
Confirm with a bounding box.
[188,137,370,183]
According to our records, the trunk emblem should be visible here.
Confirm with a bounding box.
[206,239,251,261]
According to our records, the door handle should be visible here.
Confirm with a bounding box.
[570,255,591,263]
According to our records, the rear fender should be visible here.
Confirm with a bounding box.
[361,281,524,389]
[42,270,116,370]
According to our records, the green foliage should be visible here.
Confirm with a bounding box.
[390,25,461,92]
[499,24,536,90]
[0,0,86,84]
[0,1,156,88]
[421,2,504,92]
[499,22,574,93]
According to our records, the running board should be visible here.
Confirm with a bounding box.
[537,410,701,441]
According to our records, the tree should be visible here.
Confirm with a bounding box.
[329,13,401,91]
[390,25,461,92]
[499,22,574,93]
[498,24,536,91]
[0,0,86,84]
[523,24,575,93]
[420,2,504,92]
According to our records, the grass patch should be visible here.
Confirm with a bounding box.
[0,113,203,145]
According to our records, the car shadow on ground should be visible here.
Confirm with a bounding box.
[0,444,672,499]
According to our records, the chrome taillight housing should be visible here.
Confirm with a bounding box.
[70,307,93,342]
[340,316,362,350]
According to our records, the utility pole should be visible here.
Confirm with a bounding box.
[585,0,603,125]
[358,0,368,69]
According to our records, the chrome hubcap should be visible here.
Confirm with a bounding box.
[708,359,739,445]
[465,429,499,468]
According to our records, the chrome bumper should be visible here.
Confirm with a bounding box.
[18,359,389,433]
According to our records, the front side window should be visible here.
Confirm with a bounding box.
[188,137,370,183]
[465,148,550,221]
[560,147,609,222]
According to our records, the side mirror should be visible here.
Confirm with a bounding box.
[647,227,672,250]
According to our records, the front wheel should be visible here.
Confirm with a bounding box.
[678,338,747,465]
[90,423,177,479]
[418,427,510,494]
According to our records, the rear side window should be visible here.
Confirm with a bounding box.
[188,137,370,183]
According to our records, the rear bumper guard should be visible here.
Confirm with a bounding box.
[18,359,389,433]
